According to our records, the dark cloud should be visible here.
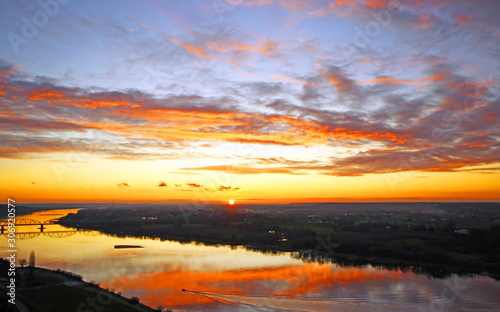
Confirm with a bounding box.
[117,182,130,187]
[239,81,287,96]
[158,181,168,187]
[181,164,311,175]
[319,65,356,96]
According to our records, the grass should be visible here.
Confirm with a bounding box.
[24,267,75,283]
[12,268,159,312]
[0,290,21,312]
[387,238,425,246]
[143,223,211,230]
[142,223,174,229]
[19,284,155,312]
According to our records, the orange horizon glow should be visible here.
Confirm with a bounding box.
[7,197,500,205]
[2,155,499,203]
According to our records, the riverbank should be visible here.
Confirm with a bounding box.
[0,263,168,312]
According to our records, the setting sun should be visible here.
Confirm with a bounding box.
[229,200,235,205]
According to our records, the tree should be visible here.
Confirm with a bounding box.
[19,259,27,268]
[29,251,35,267]
[29,250,35,278]
[130,296,140,304]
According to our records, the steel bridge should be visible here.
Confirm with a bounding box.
[1,229,96,240]
[0,218,60,233]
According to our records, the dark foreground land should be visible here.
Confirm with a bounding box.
[59,202,500,278]
[0,262,167,312]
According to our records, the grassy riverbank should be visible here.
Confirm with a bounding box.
[0,290,21,312]
[0,263,169,312]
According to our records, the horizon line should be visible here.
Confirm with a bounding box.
[11,198,500,206]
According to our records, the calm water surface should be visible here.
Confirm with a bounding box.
[1,209,499,312]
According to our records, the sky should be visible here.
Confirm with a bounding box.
[0,0,499,203]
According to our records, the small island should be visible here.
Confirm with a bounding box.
[114,245,144,249]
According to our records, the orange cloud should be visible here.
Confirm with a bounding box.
[169,36,282,64]
[0,67,21,100]
[208,38,281,58]
[0,67,21,82]
[415,13,438,29]
[29,90,64,101]
[182,164,306,175]
[337,0,355,7]
[245,0,313,10]
[271,75,304,84]
[170,38,209,59]
[19,86,138,108]
[454,13,473,25]
[358,77,414,85]
[2,64,498,179]
[364,0,390,9]
[422,72,450,82]
[310,3,338,16]
[358,72,450,86]
[319,66,453,96]
[444,77,497,100]
[217,185,240,191]
[484,111,498,122]
[319,66,354,95]
[245,0,275,6]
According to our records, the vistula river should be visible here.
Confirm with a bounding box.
[2,209,500,312]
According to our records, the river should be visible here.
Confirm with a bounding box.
[1,209,499,312]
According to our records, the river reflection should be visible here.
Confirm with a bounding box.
[1,209,500,312]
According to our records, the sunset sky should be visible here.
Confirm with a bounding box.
[0,0,499,203]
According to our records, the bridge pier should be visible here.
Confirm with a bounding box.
[39,224,45,232]
[0,225,3,234]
